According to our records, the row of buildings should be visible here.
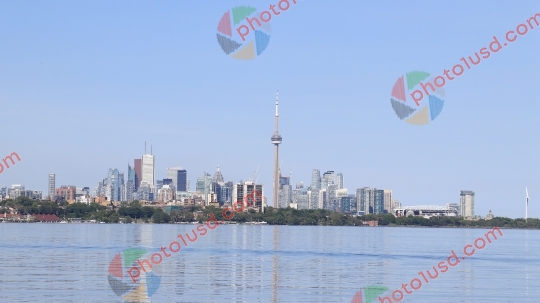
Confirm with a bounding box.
[1,168,474,219]
[2,165,474,218]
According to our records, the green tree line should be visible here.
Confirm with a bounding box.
[1,197,539,228]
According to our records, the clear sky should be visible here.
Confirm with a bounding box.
[1,0,538,218]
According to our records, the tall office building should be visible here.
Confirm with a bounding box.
[134,159,142,190]
[336,173,344,189]
[211,166,230,206]
[178,169,187,191]
[141,154,155,188]
[204,173,212,204]
[196,173,212,203]
[213,166,224,183]
[48,174,55,200]
[126,164,136,201]
[460,190,475,217]
[196,176,205,193]
[271,91,282,209]
[167,167,187,191]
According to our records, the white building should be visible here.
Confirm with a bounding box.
[460,190,475,217]
[141,154,155,188]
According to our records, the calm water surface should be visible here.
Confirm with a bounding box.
[0,224,538,302]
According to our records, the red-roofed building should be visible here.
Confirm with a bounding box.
[33,214,60,222]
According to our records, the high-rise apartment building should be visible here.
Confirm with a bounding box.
[383,190,393,213]
[321,171,334,190]
[232,181,264,212]
[326,184,338,211]
[357,188,392,215]
[141,154,155,188]
[48,173,55,200]
[460,190,475,217]
[293,183,309,210]
[319,189,327,209]
[56,185,76,202]
[374,190,385,214]
[311,169,321,190]
[309,169,321,209]
[106,168,124,202]
[359,187,375,214]
[339,196,355,213]
[278,175,292,208]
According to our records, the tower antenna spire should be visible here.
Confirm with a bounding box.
[526,187,529,222]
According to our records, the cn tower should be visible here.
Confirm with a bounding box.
[271,91,282,208]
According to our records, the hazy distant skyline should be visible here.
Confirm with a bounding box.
[0,1,538,218]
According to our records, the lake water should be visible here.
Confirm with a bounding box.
[0,223,537,302]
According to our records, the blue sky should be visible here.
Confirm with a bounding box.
[1,0,538,218]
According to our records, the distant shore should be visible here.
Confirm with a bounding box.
[1,197,539,229]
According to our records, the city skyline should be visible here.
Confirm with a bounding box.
[0,1,538,219]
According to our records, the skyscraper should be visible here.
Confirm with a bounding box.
[196,176,205,193]
[141,154,155,188]
[311,169,321,190]
[48,174,55,200]
[213,166,224,183]
[460,190,475,217]
[278,174,292,208]
[126,164,136,201]
[134,159,142,190]
[383,190,393,213]
[336,173,344,189]
[271,91,282,208]
[178,169,187,191]
[321,171,334,190]
[374,189,385,214]
[359,187,375,214]
[309,169,321,209]
[232,181,264,212]
[106,168,124,202]
[167,167,187,191]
